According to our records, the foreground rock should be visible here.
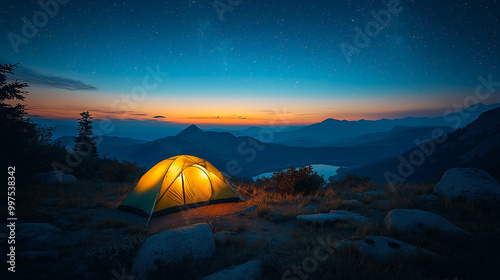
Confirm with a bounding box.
[385,209,471,237]
[433,168,500,202]
[201,259,261,280]
[297,210,368,224]
[131,223,215,280]
[334,235,437,260]
[16,223,64,250]
[35,170,77,185]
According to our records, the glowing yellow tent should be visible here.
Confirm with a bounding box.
[119,155,242,219]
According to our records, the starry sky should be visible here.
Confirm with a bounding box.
[1,0,499,133]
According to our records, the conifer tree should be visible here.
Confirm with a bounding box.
[74,111,98,157]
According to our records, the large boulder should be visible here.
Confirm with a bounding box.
[201,259,261,280]
[334,235,437,261]
[131,223,215,280]
[297,210,368,224]
[384,209,471,237]
[35,170,77,185]
[433,168,500,202]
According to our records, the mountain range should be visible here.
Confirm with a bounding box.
[57,124,455,178]
[334,107,500,183]
[54,103,500,180]
[268,103,500,146]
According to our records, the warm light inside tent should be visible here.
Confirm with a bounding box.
[118,155,242,218]
[135,161,170,193]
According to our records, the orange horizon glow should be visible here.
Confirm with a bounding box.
[25,103,456,126]
[23,87,495,126]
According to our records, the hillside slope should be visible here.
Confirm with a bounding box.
[107,125,434,178]
[270,103,500,145]
[329,126,454,147]
[335,107,500,183]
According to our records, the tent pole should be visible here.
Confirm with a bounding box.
[146,191,160,227]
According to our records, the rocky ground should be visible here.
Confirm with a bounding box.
[2,168,500,280]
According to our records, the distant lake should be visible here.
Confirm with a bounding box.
[253,164,341,181]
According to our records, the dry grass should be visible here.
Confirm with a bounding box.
[210,218,248,233]
[247,191,305,206]
[224,179,500,279]
[17,175,500,279]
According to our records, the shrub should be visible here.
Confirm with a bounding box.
[258,166,325,195]
[99,159,145,182]
[69,156,145,182]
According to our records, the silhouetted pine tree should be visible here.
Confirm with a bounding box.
[1,63,67,180]
[1,64,32,165]
[74,111,98,157]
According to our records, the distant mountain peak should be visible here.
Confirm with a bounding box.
[176,124,204,137]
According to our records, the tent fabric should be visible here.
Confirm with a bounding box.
[118,155,242,217]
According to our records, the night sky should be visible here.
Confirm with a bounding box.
[1,0,499,132]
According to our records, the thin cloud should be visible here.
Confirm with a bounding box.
[297,113,314,116]
[254,109,292,115]
[8,63,97,91]
[186,115,254,121]
[26,105,156,120]
[153,115,166,119]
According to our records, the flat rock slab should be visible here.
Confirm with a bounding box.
[131,223,215,280]
[334,235,438,261]
[433,168,500,202]
[297,210,368,224]
[385,209,471,237]
[201,259,261,280]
